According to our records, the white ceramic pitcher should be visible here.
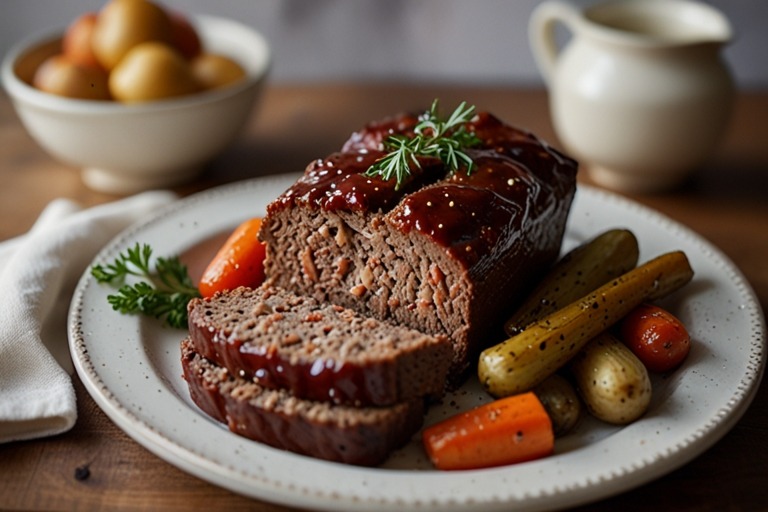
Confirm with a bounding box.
[530,0,734,192]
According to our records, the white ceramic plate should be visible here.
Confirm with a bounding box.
[69,175,766,511]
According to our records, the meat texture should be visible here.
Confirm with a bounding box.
[181,338,424,466]
[187,285,452,406]
[259,111,578,379]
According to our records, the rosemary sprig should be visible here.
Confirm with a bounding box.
[91,243,200,328]
[364,99,482,189]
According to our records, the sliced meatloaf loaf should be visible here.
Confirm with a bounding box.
[181,338,423,466]
[187,285,452,406]
[259,110,578,378]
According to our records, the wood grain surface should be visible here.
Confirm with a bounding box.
[1,85,766,511]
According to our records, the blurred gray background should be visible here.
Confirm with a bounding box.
[1,0,766,89]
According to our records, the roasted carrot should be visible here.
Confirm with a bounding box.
[422,391,554,470]
[198,217,267,298]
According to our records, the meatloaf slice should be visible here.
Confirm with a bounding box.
[259,111,578,379]
[187,285,451,406]
[181,338,423,466]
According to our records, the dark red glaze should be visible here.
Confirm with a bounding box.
[470,112,575,185]
[189,325,397,406]
[389,113,576,269]
[388,184,524,269]
[340,112,421,152]
[267,150,444,215]
[267,109,577,270]
[181,340,424,466]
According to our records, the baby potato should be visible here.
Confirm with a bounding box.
[533,373,582,437]
[571,332,652,425]
[32,1,246,104]
[109,42,201,102]
[191,53,246,90]
[33,55,110,100]
[91,0,173,70]
[62,12,102,69]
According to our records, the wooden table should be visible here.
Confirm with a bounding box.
[1,85,766,511]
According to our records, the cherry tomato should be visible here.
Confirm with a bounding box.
[618,303,691,373]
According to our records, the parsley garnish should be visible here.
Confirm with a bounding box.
[364,99,482,189]
[91,243,200,328]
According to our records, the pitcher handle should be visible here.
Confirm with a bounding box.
[529,1,581,87]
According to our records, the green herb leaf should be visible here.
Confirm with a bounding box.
[91,243,200,328]
[364,99,482,189]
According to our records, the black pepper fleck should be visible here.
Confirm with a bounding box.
[74,465,90,481]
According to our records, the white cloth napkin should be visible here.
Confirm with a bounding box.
[0,191,177,443]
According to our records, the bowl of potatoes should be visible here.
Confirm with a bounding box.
[1,0,270,194]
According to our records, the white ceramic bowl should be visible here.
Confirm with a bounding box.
[1,15,270,194]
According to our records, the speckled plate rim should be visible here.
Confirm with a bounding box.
[68,175,766,512]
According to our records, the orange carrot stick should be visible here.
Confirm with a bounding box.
[198,217,267,298]
[422,391,554,470]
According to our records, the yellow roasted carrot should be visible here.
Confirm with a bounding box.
[505,229,639,336]
[479,251,694,398]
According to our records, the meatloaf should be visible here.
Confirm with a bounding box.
[187,285,452,406]
[181,338,423,466]
[259,110,578,378]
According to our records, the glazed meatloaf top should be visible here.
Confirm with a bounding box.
[187,286,452,406]
[267,112,576,270]
[181,338,423,466]
[259,109,578,379]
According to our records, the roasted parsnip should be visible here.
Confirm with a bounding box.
[478,251,694,398]
[505,229,639,336]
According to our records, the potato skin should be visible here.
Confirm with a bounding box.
[534,374,582,436]
[91,0,173,71]
[109,42,200,102]
[571,332,652,425]
[32,55,110,100]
